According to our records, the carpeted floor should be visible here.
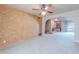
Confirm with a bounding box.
[0,32,79,54]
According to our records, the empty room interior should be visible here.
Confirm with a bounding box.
[0,4,79,54]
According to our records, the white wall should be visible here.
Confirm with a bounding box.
[66,22,74,32]
[34,20,39,34]
[45,10,79,42]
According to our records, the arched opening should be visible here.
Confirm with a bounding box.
[45,19,52,34]
[45,17,74,34]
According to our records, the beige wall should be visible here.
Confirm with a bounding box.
[0,5,38,48]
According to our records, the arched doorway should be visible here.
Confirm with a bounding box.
[45,17,74,34]
[45,19,52,34]
[45,18,62,34]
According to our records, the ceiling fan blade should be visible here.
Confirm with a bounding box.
[47,11,53,13]
[32,4,42,11]
[32,9,40,10]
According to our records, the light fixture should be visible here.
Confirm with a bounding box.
[55,18,58,21]
[45,7,48,10]
[41,11,47,16]
[32,4,54,16]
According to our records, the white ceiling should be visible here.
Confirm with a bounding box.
[6,4,79,16]
[53,4,79,14]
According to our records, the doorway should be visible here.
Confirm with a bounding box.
[45,17,74,34]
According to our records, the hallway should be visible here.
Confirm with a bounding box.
[0,32,79,54]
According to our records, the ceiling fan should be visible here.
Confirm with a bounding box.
[32,4,54,16]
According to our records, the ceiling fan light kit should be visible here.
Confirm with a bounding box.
[41,11,47,16]
[45,7,48,10]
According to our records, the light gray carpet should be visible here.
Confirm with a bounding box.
[0,32,79,54]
